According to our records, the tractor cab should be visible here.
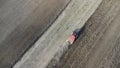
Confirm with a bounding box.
[67,28,81,44]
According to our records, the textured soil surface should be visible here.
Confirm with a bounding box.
[1,0,120,68]
[0,0,70,68]
[55,0,120,68]
[13,0,102,68]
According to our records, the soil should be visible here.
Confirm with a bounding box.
[56,0,120,68]
[0,0,70,68]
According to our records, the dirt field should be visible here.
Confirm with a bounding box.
[0,0,70,68]
[56,0,120,68]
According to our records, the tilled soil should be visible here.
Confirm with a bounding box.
[0,0,70,68]
[56,0,120,68]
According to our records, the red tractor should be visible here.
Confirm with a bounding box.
[67,29,81,44]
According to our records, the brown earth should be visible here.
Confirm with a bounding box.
[0,0,70,68]
[56,0,120,68]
